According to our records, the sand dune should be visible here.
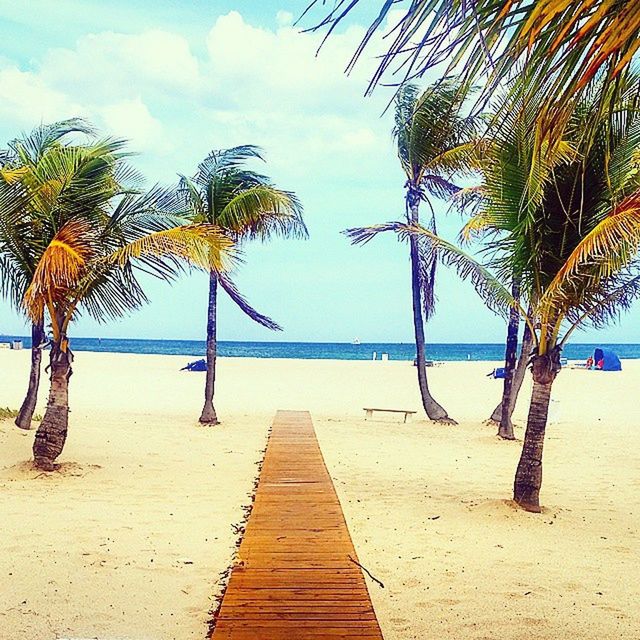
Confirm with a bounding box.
[1,349,638,639]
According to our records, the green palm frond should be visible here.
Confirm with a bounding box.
[0,254,29,310]
[218,186,307,240]
[8,118,95,166]
[178,175,206,222]
[344,221,527,322]
[195,145,264,185]
[562,269,640,341]
[70,261,149,324]
[538,190,640,316]
[395,79,480,184]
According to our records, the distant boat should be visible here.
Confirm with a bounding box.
[352,337,361,345]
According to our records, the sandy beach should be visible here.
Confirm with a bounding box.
[1,349,638,639]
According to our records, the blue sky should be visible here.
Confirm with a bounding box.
[0,1,638,344]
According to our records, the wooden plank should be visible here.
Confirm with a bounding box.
[362,407,416,413]
[211,410,384,639]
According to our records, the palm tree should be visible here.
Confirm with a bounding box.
[180,146,306,425]
[487,322,533,434]
[492,280,522,439]
[347,72,640,511]
[349,80,478,423]
[455,82,576,439]
[0,119,93,429]
[4,132,234,470]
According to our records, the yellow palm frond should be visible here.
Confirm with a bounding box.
[522,0,598,49]
[515,0,640,91]
[107,223,236,273]
[0,166,29,184]
[23,218,95,322]
[426,141,484,175]
[459,210,493,244]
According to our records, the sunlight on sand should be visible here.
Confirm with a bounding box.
[1,350,639,639]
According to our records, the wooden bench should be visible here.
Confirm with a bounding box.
[364,407,417,423]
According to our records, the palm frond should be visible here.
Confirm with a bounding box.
[422,175,461,200]
[539,190,640,315]
[107,223,236,273]
[72,261,149,324]
[417,214,438,321]
[459,210,496,244]
[218,273,282,331]
[344,221,525,320]
[562,269,640,340]
[23,218,95,321]
[195,145,265,186]
[303,0,640,110]
[218,186,307,240]
[8,118,95,165]
[0,254,29,310]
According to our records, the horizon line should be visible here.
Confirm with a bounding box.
[2,335,638,346]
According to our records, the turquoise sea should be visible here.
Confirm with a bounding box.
[2,336,640,361]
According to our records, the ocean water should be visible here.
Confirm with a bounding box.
[2,336,640,361]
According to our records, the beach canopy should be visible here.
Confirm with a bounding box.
[593,348,622,371]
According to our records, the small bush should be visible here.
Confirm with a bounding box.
[0,407,42,421]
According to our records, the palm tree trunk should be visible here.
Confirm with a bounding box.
[15,321,45,430]
[199,271,220,425]
[513,350,561,512]
[497,282,520,439]
[489,322,533,424]
[33,340,73,471]
[408,199,454,423]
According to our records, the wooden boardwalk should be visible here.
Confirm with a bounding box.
[211,410,384,639]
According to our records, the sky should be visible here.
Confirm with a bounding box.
[0,0,638,344]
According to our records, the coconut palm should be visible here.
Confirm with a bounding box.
[4,133,234,469]
[348,79,478,423]
[0,119,94,429]
[487,322,533,434]
[347,72,640,511]
[180,146,306,425]
[456,82,576,438]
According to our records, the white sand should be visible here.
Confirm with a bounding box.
[1,350,638,639]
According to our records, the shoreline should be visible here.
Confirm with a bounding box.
[0,347,636,364]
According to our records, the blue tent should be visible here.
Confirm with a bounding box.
[593,348,622,371]
[181,359,207,372]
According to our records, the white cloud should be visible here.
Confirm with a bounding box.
[40,29,200,102]
[0,10,397,183]
[0,65,79,126]
[205,12,371,111]
[276,10,293,26]
[99,97,168,153]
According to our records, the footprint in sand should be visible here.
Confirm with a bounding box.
[390,617,411,629]
[403,578,421,588]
